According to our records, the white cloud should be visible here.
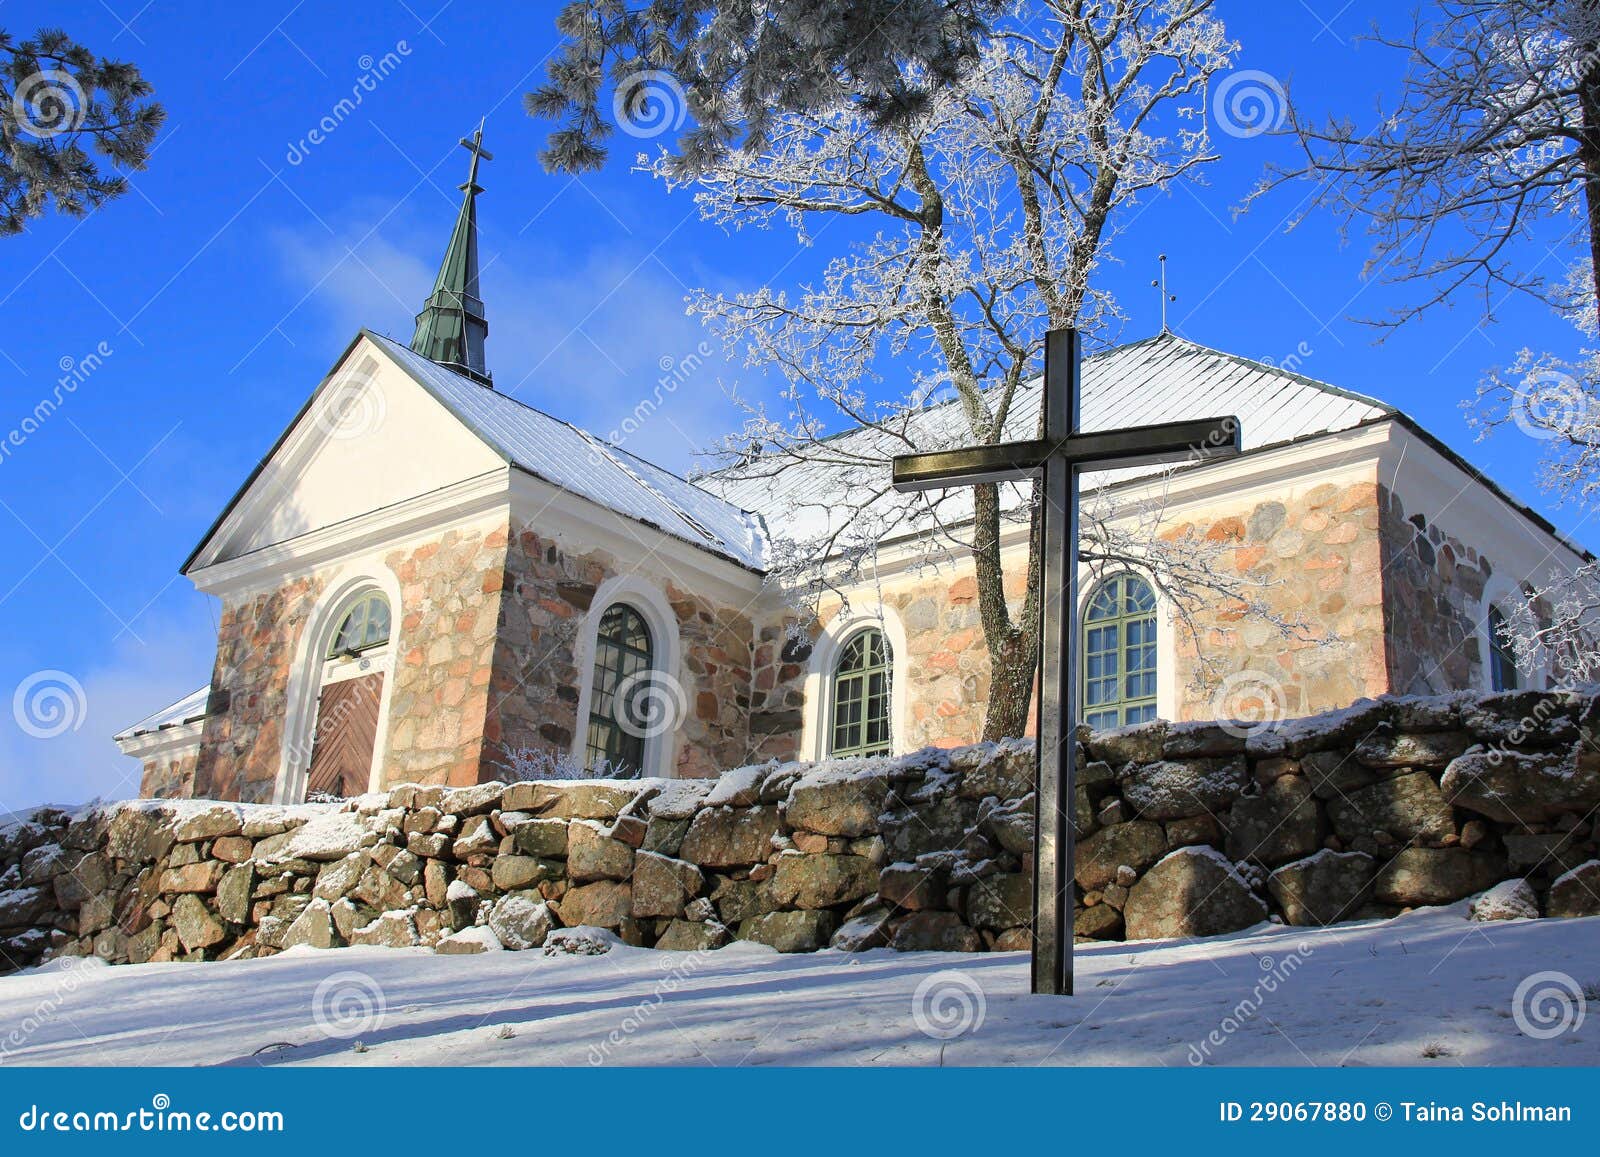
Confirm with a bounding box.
[0,614,215,813]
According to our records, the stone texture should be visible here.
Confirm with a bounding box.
[487,892,554,950]
[1372,848,1504,906]
[557,880,631,928]
[785,774,891,837]
[739,909,838,952]
[631,852,704,920]
[767,853,876,910]
[1267,850,1375,926]
[1547,860,1600,918]
[1326,772,1455,848]
[566,822,634,882]
[889,910,982,952]
[678,806,783,868]
[1225,775,1321,866]
[655,919,730,951]
[1119,759,1248,821]
[1077,821,1166,892]
[1123,848,1269,940]
[1440,746,1600,824]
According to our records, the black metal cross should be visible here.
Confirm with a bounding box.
[891,328,1242,996]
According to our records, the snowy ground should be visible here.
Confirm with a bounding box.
[2,906,1597,1067]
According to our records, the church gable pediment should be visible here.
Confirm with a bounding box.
[188,335,505,571]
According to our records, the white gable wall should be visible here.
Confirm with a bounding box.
[199,338,504,567]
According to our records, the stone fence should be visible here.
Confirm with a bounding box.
[4,687,1600,972]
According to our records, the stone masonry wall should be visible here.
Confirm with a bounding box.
[9,688,1600,974]
[138,749,197,802]
[485,524,769,781]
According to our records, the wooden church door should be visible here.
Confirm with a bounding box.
[305,590,392,799]
[305,672,385,798]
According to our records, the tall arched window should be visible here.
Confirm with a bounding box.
[585,603,654,776]
[1083,574,1159,729]
[830,628,893,757]
[1488,604,1520,692]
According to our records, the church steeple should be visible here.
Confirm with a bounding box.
[410,121,493,386]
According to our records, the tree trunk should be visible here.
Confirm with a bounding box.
[1579,22,1600,308]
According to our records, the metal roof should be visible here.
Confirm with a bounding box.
[114,685,211,742]
[368,334,769,570]
[701,332,1395,546]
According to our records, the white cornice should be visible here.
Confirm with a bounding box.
[114,720,204,761]
[188,470,513,598]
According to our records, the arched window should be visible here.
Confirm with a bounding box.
[830,628,892,757]
[327,591,391,657]
[1083,574,1158,729]
[584,603,654,776]
[1488,604,1520,692]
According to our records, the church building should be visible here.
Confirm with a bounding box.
[114,136,1592,804]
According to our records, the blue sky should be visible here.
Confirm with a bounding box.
[1,1,1590,809]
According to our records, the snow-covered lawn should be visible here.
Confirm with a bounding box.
[3,906,1598,1067]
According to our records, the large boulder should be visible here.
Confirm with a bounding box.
[490,855,561,891]
[502,781,640,820]
[1266,850,1375,926]
[556,880,631,928]
[1468,879,1540,922]
[786,770,892,837]
[879,861,947,911]
[350,910,420,948]
[655,918,731,951]
[831,906,895,951]
[768,853,876,910]
[631,852,704,919]
[104,807,176,864]
[279,897,335,949]
[889,910,982,952]
[1118,758,1248,821]
[1225,775,1321,866]
[678,806,783,868]
[1547,860,1600,918]
[1076,820,1166,892]
[216,863,254,924]
[1352,729,1472,769]
[1326,771,1455,848]
[881,797,982,860]
[511,818,569,858]
[1372,848,1504,906]
[1123,847,1268,941]
[1440,745,1600,823]
[967,872,1032,931]
[172,893,228,952]
[172,803,244,842]
[1074,903,1124,940]
[953,742,1034,801]
[710,876,773,925]
[487,892,555,950]
[566,821,634,882]
[738,909,838,952]
[0,885,53,930]
[280,810,373,862]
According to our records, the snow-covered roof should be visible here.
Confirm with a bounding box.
[366,333,768,570]
[114,685,211,742]
[702,332,1394,546]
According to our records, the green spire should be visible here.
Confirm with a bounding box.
[410,121,492,386]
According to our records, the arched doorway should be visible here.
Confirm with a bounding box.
[304,589,392,799]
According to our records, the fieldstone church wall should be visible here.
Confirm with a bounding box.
[7,687,1600,973]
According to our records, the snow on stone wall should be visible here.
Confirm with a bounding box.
[4,687,1600,973]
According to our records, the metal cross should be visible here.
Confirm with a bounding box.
[460,118,493,192]
[891,328,1242,995]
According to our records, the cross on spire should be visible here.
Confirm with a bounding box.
[891,330,1241,995]
[410,120,493,386]
[1152,253,1176,334]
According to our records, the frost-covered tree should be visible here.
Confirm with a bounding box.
[650,0,1311,741]
[1250,0,1600,325]
[1250,1,1600,680]
[1,27,163,236]
[530,0,1004,172]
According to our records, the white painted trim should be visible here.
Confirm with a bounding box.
[114,720,205,763]
[569,574,684,779]
[275,564,404,804]
[801,604,911,760]
[188,471,513,598]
